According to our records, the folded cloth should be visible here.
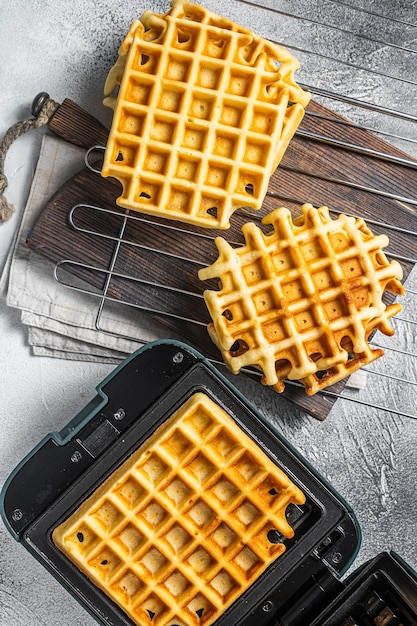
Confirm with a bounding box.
[28,327,129,362]
[2,133,174,361]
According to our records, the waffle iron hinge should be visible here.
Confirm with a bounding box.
[275,568,345,626]
[243,523,356,626]
[243,564,344,626]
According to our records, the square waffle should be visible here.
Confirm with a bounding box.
[53,392,305,626]
[198,204,405,396]
[101,0,310,229]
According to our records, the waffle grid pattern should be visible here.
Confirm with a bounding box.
[198,204,405,395]
[53,392,305,626]
[102,0,309,229]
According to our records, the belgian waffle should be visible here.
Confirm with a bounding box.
[102,0,310,229]
[198,204,405,396]
[53,392,305,626]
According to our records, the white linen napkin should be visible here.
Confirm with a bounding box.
[1,133,174,360]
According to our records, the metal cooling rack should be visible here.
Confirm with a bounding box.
[53,0,417,419]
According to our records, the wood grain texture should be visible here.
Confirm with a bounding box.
[26,98,417,420]
[49,99,109,150]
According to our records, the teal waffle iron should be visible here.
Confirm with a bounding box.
[1,340,417,626]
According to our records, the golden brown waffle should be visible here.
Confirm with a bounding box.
[198,204,405,395]
[102,0,310,229]
[53,392,305,626]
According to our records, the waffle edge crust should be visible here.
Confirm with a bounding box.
[198,204,405,396]
[52,392,305,626]
[101,0,310,229]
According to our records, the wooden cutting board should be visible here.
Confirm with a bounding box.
[26,98,417,419]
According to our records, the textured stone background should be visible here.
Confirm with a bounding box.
[0,1,416,624]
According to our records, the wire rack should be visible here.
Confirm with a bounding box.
[31,0,417,420]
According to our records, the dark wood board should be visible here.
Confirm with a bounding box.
[27,98,417,420]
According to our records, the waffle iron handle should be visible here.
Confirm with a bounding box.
[32,91,109,150]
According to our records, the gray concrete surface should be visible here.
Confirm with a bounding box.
[0,1,416,624]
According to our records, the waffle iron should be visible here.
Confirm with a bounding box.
[1,340,417,626]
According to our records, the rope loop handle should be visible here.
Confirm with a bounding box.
[0,92,59,223]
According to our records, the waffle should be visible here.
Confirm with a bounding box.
[101,0,310,229]
[53,392,305,626]
[198,204,405,396]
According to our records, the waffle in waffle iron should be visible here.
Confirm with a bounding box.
[53,392,305,626]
